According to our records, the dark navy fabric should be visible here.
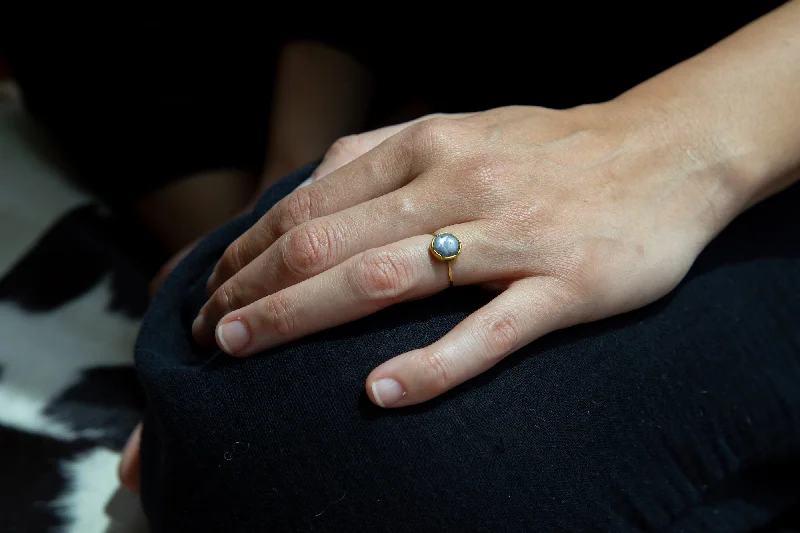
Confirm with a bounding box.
[136,164,800,532]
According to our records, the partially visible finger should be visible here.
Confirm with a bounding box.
[194,184,484,345]
[206,121,438,295]
[311,113,474,182]
[311,125,408,182]
[149,240,198,298]
[365,276,580,408]
[212,225,504,357]
[118,423,142,494]
[295,176,314,189]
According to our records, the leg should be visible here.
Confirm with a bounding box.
[2,14,277,253]
[136,166,800,532]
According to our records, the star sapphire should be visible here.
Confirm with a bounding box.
[431,233,461,260]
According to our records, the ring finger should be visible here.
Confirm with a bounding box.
[212,224,510,357]
[193,180,483,344]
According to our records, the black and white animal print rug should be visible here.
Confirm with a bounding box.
[1,99,152,532]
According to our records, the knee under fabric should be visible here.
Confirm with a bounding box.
[136,165,800,532]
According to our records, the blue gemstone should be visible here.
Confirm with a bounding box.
[432,233,460,259]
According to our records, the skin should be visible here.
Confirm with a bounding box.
[121,1,800,490]
[139,40,373,257]
[120,41,372,490]
[260,40,374,192]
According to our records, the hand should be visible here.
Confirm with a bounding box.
[192,102,738,408]
[309,115,465,183]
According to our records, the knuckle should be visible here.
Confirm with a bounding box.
[273,186,325,236]
[478,313,520,359]
[411,117,460,154]
[281,220,339,277]
[218,238,247,277]
[358,144,391,181]
[326,135,359,159]
[211,282,241,316]
[419,349,452,392]
[463,160,510,196]
[418,116,454,136]
[351,250,414,301]
[385,193,418,223]
[262,294,295,336]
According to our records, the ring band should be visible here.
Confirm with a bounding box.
[430,232,462,287]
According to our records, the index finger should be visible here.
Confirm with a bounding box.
[206,121,439,295]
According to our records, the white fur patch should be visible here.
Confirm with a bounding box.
[54,448,147,533]
[0,277,140,440]
[0,99,147,531]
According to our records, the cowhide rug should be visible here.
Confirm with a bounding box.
[1,99,151,532]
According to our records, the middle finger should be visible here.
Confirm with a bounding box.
[212,225,502,357]
[193,179,480,344]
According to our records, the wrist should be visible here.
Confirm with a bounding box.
[603,91,765,233]
[612,26,800,216]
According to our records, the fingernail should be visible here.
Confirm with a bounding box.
[217,319,250,354]
[371,379,406,408]
[191,314,205,338]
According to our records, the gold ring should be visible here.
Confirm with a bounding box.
[429,232,462,287]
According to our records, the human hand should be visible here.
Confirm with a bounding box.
[308,115,465,183]
[191,102,742,408]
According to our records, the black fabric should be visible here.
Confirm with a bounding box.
[136,164,800,532]
[0,16,281,205]
[1,2,787,205]
[319,2,788,112]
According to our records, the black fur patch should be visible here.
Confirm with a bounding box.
[0,424,94,532]
[0,203,163,317]
[45,366,145,450]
